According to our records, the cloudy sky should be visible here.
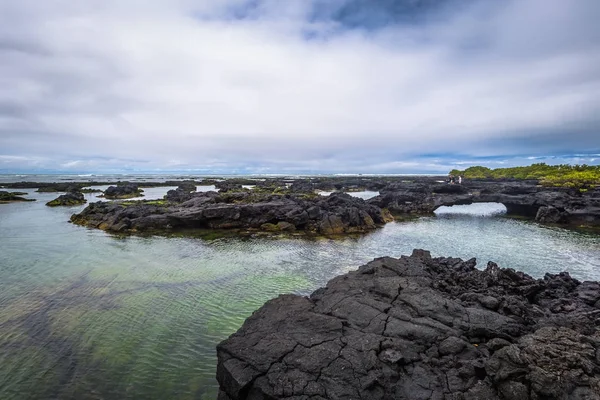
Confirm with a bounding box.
[1,0,599,174]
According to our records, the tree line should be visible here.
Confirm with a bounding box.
[449,163,600,189]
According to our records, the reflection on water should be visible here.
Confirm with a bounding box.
[0,192,599,399]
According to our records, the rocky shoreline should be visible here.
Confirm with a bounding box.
[216,249,600,400]
[67,177,600,235]
[370,179,600,227]
[70,191,394,235]
[2,176,599,231]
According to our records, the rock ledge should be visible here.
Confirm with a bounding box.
[217,250,600,400]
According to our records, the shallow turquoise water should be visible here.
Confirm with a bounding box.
[0,189,599,399]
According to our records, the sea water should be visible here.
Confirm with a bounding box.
[0,184,599,399]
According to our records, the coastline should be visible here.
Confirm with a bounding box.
[0,184,598,399]
[3,175,599,235]
[217,249,600,399]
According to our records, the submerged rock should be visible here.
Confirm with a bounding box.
[217,250,600,400]
[36,183,82,193]
[535,205,566,223]
[0,190,35,203]
[370,181,600,227]
[46,191,86,207]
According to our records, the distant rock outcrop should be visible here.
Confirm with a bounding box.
[0,191,35,203]
[71,192,393,235]
[46,191,86,207]
[102,184,143,199]
[369,181,600,227]
[217,250,600,400]
[165,181,198,203]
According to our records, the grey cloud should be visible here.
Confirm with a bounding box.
[0,0,599,173]
[0,38,51,56]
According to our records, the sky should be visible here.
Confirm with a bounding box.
[1,0,599,174]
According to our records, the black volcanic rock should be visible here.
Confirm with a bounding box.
[370,180,600,226]
[289,181,314,193]
[103,183,143,199]
[216,182,244,193]
[70,178,600,234]
[165,188,194,203]
[177,180,197,193]
[216,250,600,400]
[71,192,394,235]
[0,191,35,203]
[36,183,83,193]
[165,182,198,203]
[46,191,86,207]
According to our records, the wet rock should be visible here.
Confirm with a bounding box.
[318,214,344,235]
[535,206,565,223]
[370,180,600,227]
[0,191,35,203]
[46,191,86,207]
[36,183,83,192]
[217,250,600,399]
[103,183,143,199]
[71,191,391,236]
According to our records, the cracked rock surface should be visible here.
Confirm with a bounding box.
[216,249,600,400]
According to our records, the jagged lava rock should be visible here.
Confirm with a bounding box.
[103,183,143,199]
[71,192,393,235]
[46,191,86,207]
[216,250,600,400]
[0,191,35,203]
[369,181,600,227]
[165,182,198,203]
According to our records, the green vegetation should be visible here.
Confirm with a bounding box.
[120,199,167,206]
[450,163,600,189]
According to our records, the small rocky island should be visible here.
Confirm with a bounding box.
[0,190,35,203]
[46,191,87,207]
[216,250,600,399]
[71,190,393,235]
[101,183,144,199]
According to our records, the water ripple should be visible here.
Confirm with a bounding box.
[0,201,599,399]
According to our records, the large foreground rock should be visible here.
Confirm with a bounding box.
[217,250,600,400]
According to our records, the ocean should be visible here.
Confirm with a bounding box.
[1,175,599,399]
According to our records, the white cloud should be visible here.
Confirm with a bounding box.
[0,0,599,173]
